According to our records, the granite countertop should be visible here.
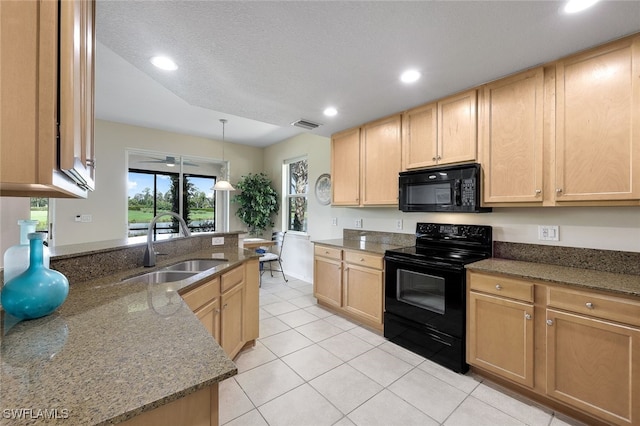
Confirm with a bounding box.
[467,258,640,297]
[0,247,257,425]
[312,238,406,255]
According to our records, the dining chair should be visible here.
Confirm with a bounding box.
[259,231,288,283]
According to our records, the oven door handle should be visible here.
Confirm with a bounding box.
[454,179,462,206]
[384,255,465,272]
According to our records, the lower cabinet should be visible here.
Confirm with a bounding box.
[467,270,640,426]
[313,244,384,330]
[220,281,244,358]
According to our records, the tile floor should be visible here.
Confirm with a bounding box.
[220,274,585,426]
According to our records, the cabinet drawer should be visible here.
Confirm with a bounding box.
[182,277,220,311]
[221,265,244,293]
[344,250,383,270]
[314,245,342,260]
[469,272,534,303]
[547,287,640,328]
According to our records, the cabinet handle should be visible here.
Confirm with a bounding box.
[546,319,554,326]
[214,308,220,314]
[585,302,594,309]
[360,258,365,262]
[556,188,563,194]
[86,158,96,168]
[535,189,541,195]
[437,155,442,160]
[432,157,437,161]
[495,284,502,290]
[222,303,228,310]
[325,250,330,254]
[525,313,532,320]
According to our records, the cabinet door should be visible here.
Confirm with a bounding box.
[467,291,535,387]
[196,298,221,343]
[555,36,640,201]
[221,283,244,359]
[59,0,95,191]
[243,259,260,342]
[313,256,342,308]
[546,309,640,425]
[402,103,438,170]
[438,90,477,165]
[361,115,402,205]
[343,263,383,326]
[481,68,544,203]
[331,128,360,206]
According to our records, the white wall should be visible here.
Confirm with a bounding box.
[0,197,30,268]
[52,120,263,246]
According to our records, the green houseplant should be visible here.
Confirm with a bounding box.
[232,173,279,236]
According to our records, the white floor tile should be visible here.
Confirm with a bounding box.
[259,384,343,426]
[471,383,552,426]
[234,341,277,373]
[288,294,318,308]
[234,359,305,407]
[259,328,314,357]
[291,283,314,294]
[347,326,387,346]
[417,360,482,394]
[377,341,425,366]
[550,413,589,426]
[348,348,413,387]
[259,293,283,306]
[276,309,320,328]
[310,364,383,414]
[323,314,359,331]
[303,304,334,318]
[318,331,374,362]
[281,345,343,381]
[261,300,300,316]
[348,389,439,426]
[388,368,467,423]
[219,378,255,425]
[258,317,291,339]
[258,307,273,320]
[332,417,356,426]
[223,409,268,426]
[271,288,305,300]
[295,319,344,342]
[444,396,525,426]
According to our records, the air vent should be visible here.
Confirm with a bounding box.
[291,119,321,130]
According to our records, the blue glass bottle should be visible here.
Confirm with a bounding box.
[1,233,69,320]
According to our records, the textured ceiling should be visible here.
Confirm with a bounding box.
[95,1,640,147]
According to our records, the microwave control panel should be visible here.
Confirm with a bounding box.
[461,179,475,206]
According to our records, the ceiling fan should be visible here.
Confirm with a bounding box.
[137,156,199,167]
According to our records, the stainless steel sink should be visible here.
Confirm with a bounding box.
[121,270,199,284]
[164,259,227,272]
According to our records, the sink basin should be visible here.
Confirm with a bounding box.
[121,270,198,284]
[164,259,228,272]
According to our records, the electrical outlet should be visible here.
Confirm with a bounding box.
[80,214,92,223]
[538,225,559,241]
[212,237,225,245]
[396,219,403,230]
[355,218,363,228]
[331,217,338,226]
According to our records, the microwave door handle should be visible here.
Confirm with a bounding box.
[453,179,462,206]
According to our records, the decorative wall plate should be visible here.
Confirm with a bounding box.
[314,173,331,205]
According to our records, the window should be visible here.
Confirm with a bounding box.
[284,157,308,233]
[30,198,49,233]
[183,174,216,233]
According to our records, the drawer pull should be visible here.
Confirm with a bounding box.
[525,313,532,320]
[546,319,554,326]
[325,251,330,254]
[495,284,502,290]
[360,258,365,262]
[585,302,594,309]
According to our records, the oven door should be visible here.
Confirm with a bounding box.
[384,254,466,338]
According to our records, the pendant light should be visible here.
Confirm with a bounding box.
[213,119,235,191]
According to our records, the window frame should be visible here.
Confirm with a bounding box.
[283,156,309,235]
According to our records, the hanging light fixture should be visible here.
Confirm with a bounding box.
[213,119,235,191]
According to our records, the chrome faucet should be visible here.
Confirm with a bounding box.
[143,212,191,267]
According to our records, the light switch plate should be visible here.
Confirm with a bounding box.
[331,217,338,226]
[396,219,403,230]
[212,237,225,245]
[355,218,363,228]
[80,214,92,223]
[538,225,559,241]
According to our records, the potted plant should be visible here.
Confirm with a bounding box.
[231,173,279,237]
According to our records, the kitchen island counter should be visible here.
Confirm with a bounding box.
[0,246,257,425]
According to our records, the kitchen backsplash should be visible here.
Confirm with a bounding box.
[343,229,415,246]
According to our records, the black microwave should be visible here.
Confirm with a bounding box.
[398,163,491,213]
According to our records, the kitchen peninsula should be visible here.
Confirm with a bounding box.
[0,232,256,425]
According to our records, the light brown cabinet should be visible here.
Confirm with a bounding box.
[314,244,384,330]
[0,0,96,198]
[331,115,402,206]
[342,250,384,327]
[313,245,343,308]
[402,90,477,171]
[555,35,640,202]
[220,281,244,358]
[467,274,535,387]
[467,270,640,426]
[480,68,544,203]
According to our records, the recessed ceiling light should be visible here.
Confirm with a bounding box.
[150,56,178,71]
[400,70,421,83]
[324,107,338,117]
[564,0,599,14]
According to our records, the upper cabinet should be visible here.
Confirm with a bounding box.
[555,36,640,202]
[331,115,402,206]
[402,90,477,171]
[0,0,96,198]
[481,68,544,204]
